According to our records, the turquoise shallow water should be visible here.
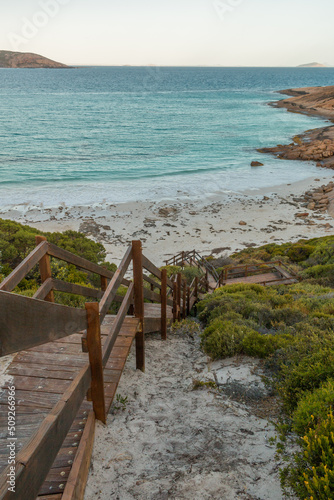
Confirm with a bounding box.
[0,66,333,207]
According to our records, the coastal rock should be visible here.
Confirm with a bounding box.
[251,161,263,167]
[158,206,179,218]
[295,213,309,218]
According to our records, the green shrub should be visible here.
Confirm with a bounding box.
[281,411,334,499]
[292,379,334,436]
[181,265,204,285]
[201,318,257,359]
[241,330,294,359]
[277,349,334,413]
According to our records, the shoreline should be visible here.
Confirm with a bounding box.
[1,172,333,265]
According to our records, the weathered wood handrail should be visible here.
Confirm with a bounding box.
[0,364,92,500]
[0,241,48,292]
[102,283,134,366]
[0,290,87,356]
[99,246,132,322]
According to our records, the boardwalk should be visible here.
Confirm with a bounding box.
[0,241,297,499]
[0,316,140,498]
[0,238,201,499]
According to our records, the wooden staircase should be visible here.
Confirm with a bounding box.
[0,240,208,500]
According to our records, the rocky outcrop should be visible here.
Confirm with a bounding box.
[301,182,334,213]
[260,85,334,218]
[0,50,69,68]
[251,161,263,167]
[272,85,334,120]
[259,127,334,170]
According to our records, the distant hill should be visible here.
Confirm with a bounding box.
[298,62,328,68]
[0,50,69,68]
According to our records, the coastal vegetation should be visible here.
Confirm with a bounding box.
[198,235,334,498]
[0,217,115,307]
[2,217,334,497]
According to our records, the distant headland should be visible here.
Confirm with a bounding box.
[0,50,70,68]
[298,62,328,68]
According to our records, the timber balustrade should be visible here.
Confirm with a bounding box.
[165,249,220,283]
[0,239,207,500]
[217,260,301,287]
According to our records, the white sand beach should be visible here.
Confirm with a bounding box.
[1,172,334,266]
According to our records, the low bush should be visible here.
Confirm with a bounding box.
[196,236,334,498]
[292,379,334,436]
[281,411,334,499]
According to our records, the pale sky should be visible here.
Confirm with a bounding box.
[1,0,333,66]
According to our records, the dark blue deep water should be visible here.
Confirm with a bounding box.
[0,66,333,206]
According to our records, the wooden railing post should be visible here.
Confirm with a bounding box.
[85,302,106,424]
[132,241,145,372]
[187,286,190,316]
[183,280,187,319]
[206,270,209,292]
[35,235,54,302]
[161,269,167,340]
[101,275,108,292]
[177,273,182,321]
[173,281,178,322]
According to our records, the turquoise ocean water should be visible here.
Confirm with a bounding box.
[0,67,333,207]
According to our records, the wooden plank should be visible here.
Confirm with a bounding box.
[85,303,106,424]
[36,236,55,303]
[7,364,77,380]
[101,276,108,292]
[0,291,87,357]
[47,243,131,287]
[0,365,91,500]
[143,275,161,289]
[177,273,182,322]
[183,280,187,319]
[173,281,177,323]
[29,342,82,355]
[0,241,48,292]
[7,376,70,394]
[161,269,167,340]
[37,466,71,495]
[52,279,104,300]
[133,242,145,372]
[102,283,134,367]
[144,317,162,334]
[0,389,60,409]
[143,288,161,303]
[99,246,132,321]
[33,278,54,301]
[14,352,87,368]
[142,255,162,280]
[61,410,95,500]
[103,369,122,384]
[38,495,62,500]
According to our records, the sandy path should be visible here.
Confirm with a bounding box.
[85,329,287,500]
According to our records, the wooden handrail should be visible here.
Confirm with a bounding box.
[0,290,87,357]
[102,283,134,366]
[47,242,115,280]
[32,277,54,300]
[143,274,162,290]
[99,246,132,321]
[142,254,162,280]
[0,364,92,499]
[0,241,48,292]
[51,279,104,300]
